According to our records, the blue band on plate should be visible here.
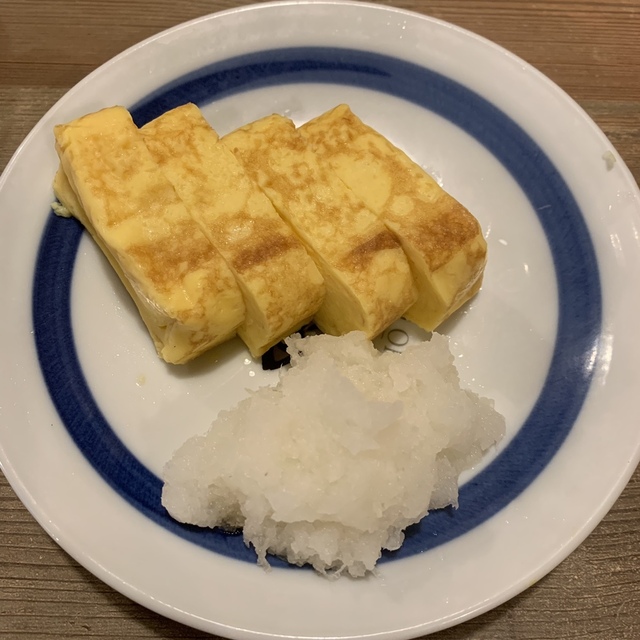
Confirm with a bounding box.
[34,47,601,565]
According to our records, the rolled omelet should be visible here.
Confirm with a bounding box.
[299,104,487,331]
[140,103,325,357]
[221,114,417,339]
[53,106,245,364]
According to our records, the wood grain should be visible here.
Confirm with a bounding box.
[1,1,639,638]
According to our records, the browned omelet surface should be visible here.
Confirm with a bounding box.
[221,114,417,339]
[299,104,487,331]
[52,101,488,364]
[140,103,325,357]
[54,106,245,364]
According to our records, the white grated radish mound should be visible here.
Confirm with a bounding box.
[162,332,505,578]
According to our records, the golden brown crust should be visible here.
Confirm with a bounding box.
[222,113,416,339]
[54,106,245,363]
[52,101,486,360]
[299,104,487,331]
[141,104,325,357]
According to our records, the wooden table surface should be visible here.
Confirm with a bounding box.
[1,0,639,638]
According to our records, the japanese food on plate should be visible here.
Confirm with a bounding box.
[52,102,486,364]
[51,101,501,577]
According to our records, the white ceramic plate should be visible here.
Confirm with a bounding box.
[1,1,639,637]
